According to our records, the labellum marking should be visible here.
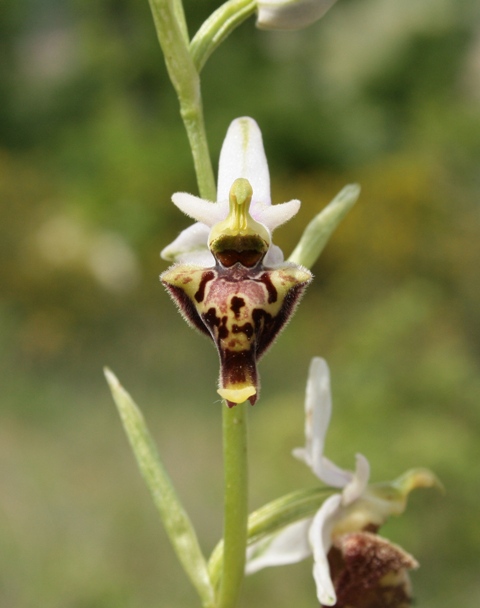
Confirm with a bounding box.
[162,263,311,407]
[230,296,246,317]
[258,272,278,304]
[194,270,215,303]
[232,322,254,338]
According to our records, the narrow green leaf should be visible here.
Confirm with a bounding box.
[288,184,361,269]
[104,368,215,608]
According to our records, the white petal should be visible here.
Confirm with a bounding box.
[160,223,214,266]
[263,243,285,267]
[318,456,354,489]
[294,357,357,489]
[294,452,353,489]
[309,494,342,606]
[292,446,308,465]
[341,453,370,506]
[245,518,312,575]
[295,357,332,475]
[253,199,301,232]
[257,0,338,31]
[171,192,227,227]
[175,249,215,267]
[217,117,271,206]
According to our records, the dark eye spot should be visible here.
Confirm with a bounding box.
[258,272,277,303]
[218,316,229,340]
[230,296,245,317]
[195,271,215,303]
[203,307,220,328]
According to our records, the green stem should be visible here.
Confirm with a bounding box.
[180,99,217,201]
[190,0,257,73]
[218,403,249,608]
[171,0,189,45]
[147,0,216,199]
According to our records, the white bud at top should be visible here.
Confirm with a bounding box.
[256,0,338,31]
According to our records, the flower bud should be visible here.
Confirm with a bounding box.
[256,0,338,31]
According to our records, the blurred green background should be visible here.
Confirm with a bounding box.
[1,0,479,606]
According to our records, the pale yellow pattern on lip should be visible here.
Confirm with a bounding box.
[218,385,256,404]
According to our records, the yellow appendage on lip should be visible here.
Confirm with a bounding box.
[218,385,257,405]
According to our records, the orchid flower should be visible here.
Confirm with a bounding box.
[161,118,312,407]
[246,357,439,607]
[256,0,338,31]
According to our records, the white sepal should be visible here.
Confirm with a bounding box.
[161,223,214,266]
[217,117,271,206]
[246,518,313,574]
[171,193,226,226]
[309,494,342,606]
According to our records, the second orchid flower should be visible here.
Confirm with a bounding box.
[246,357,440,607]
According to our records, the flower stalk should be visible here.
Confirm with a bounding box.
[147,0,216,199]
[190,0,257,73]
[218,403,249,608]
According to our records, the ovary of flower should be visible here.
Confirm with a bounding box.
[245,357,436,606]
[256,0,338,31]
